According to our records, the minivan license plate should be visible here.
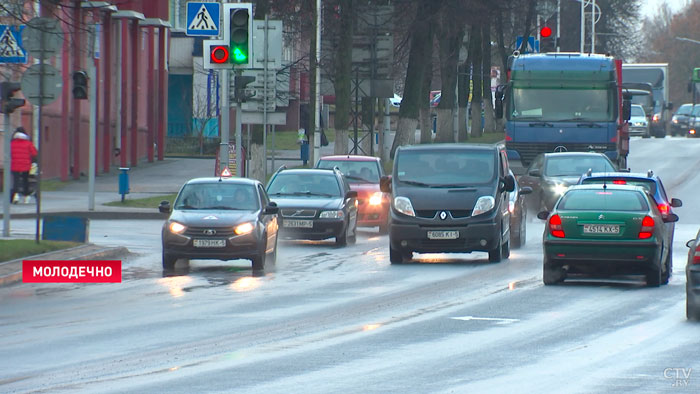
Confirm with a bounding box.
[583,224,620,234]
[427,230,459,240]
[193,239,226,247]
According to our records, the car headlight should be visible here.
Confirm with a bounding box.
[169,221,186,234]
[320,210,344,219]
[672,117,678,123]
[393,196,415,217]
[472,196,495,216]
[369,192,383,206]
[234,222,254,235]
[546,182,569,196]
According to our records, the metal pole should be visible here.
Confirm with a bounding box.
[313,0,321,164]
[88,24,97,211]
[271,124,275,172]
[383,98,390,162]
[2,110,10,237]
[36,25,45,243]
[220,69,230,175]
[591,0,595,53]
[115,20,122,159]
[235,98,243,177]
[556,0,561,52]
[580,0,585,53]
[262,14,269,180]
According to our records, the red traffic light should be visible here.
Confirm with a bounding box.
[211,46,229,64]
[540,26,552,38]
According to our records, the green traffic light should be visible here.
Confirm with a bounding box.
[232,47,248,63]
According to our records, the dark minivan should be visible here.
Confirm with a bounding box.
[381,144,515,264]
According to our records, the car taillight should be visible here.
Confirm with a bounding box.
[549,214,565,238]
[612,180,626,185]
[505,134,513,141]
[694,245,700,265]
[639,216,654,239]
[653,114,660,122]
[657,203,669,216]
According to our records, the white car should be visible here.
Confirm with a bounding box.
[629,104,650,138]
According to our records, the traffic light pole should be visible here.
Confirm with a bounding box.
[2,110,10,237]
[220,69,230,175]
[235,70,243,178]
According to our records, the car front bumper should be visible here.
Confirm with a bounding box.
[390,213,501,253]
[357,202,389,227]
[162,230,262,260]
[278,218,345,240]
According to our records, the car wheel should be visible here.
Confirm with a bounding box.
[646,266,661,287]
[378,218,390,235]
[642,132,650,139]
[687,298,700,321]
[162,251,177,270]
[661,248,672,285]
[488,237,503,263]
[502,238,511,259]
[252,250,266,271]
[543,256,565,285]
[348,221,357,245]
[335,224,348,247]
[390,245,408,264]
[267,237,278,266]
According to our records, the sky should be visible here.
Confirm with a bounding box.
[640,0,692,18]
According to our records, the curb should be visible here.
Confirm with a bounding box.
[0,245,130,288]
[1,211,167,220]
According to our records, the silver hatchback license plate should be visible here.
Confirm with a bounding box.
[427,230,459,240]
[283,219,314,228]
[583,224,620,234]
[193,239,226,248]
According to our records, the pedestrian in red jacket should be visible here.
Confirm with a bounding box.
[10,127,38,204]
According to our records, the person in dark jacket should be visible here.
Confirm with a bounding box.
[10,127,38,204]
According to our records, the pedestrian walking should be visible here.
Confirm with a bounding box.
[10,127,38,204]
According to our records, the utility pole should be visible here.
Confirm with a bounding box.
[220,69,230,175]
[313,0,321,165]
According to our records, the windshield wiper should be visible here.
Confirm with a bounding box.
[429,183,477,189]
[528,121,554,127]
[345,175,372,183]
[576,122,603,128]
[271,191,335,197]
[399,179,433,187]
[201,206,243,210]
[177,205,200,210]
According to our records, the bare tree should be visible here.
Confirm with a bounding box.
[435,0,464,143]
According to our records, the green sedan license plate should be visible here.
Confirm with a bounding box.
[193,239,226,247]
[583,224,620,234]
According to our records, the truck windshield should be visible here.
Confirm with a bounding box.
[396,150,496,186]
[509,88,614,122]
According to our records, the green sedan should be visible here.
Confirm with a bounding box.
[537,184,679,286]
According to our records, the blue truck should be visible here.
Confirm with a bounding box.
[495,53,631,175]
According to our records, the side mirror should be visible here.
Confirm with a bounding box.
[519,186,533,196]
[502,174,515,192]
[159,200,171,213]
[663,213,679,223]
[687,239,696,248]
[264,202,279,214]
[671,198,682,208]
[622,99,632,121]
[346,190,358,199]
[528,169,542,177]
[537,211,550,220]
[380,175,392,193]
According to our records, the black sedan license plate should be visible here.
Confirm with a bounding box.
[193,239,226,248]
[427,230,459,240]
[283,219,313,228]
[583,224,620,234]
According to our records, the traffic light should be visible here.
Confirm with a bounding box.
[210,45,230,64]
[72,71,88,100]
[229,5,251,65]
[540,26,555,53]
[0,82,25,114]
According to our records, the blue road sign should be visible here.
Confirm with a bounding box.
[515,36,540,54]
[0,25,27,63]
[186,2,220,37]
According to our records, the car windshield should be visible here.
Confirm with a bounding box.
[581,178,657,196]
[268,173,341,197]
[692,106,700,116]
[396,149,496,186]
[558,189,649,211]
[676,105,693,116]
[317,160,380,183]
[509,87,614,122]
[544,155,615,177]
[174,183,259,210]
[631,106,644,117]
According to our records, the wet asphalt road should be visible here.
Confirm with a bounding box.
[1,137,700,393]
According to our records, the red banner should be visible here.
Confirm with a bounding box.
[22,260,122,283]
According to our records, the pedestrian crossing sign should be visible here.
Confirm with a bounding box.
[0,25,27,64]
[186,2,220,37]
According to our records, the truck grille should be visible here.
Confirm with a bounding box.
[184,227,235,237]
[507,142,616,166]
[414,210,472,219]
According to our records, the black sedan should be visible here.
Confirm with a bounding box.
[518,152,617,212]
[159,177,279,271]
[686,230,700,320]
[267,167,358,246]
[509,170,532,248]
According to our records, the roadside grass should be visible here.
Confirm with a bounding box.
[40,179,70,191]
[103,193,178,208]
[267,130,336,151]
[0,239,82,263]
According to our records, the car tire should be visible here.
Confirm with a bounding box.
[252,250,266,271]
[162,251,177,270]
[687,298,700,321]
[646,266,662,287]
[502,238,511,259]
[390,245,409,264]
[378,218,390,235]
[512,218,526,249]
[543,256,565,285]
[661,248,672,285]
[335,224,348,247]
[267,238,278,266]
[642,132,650,139]
[348,221,357,245]
[488,236,503,263]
